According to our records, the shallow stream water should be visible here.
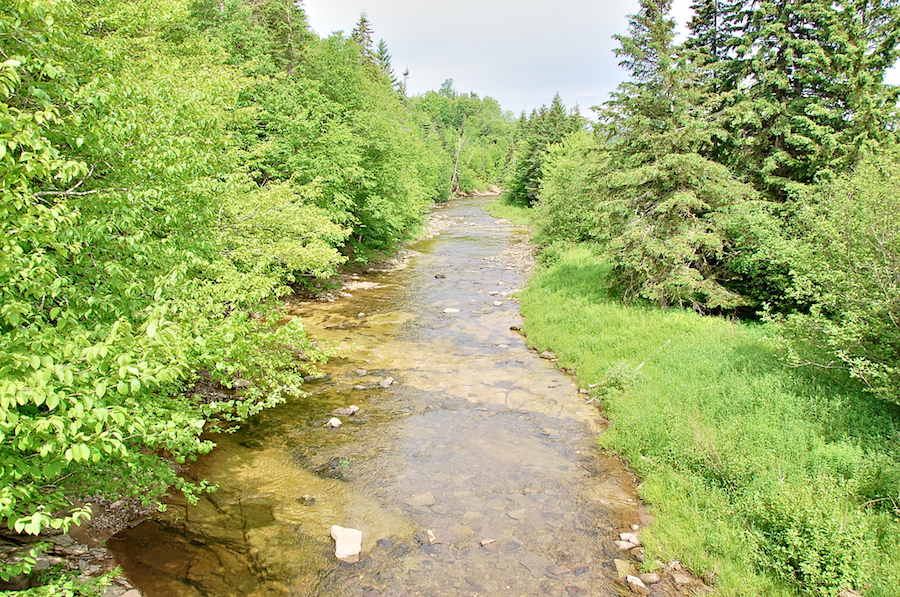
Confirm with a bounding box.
[108,197,667,597]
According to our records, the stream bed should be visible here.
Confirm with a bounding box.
[107,197,671,597]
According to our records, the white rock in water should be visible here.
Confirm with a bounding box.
[379,377,394,388]
[619,532,641,545]
[330,525,362,563]
[326,418,342,428]
[615,540,638,551]
[626,575,647,590]
[348,405,360,414]
[493,301,503,307]
[443,308,461,313]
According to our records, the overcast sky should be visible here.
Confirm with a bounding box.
[303,0,900,117]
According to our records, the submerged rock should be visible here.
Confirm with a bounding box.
[404,492,435,507]
[330,526,362,563]
[614,558,633,579]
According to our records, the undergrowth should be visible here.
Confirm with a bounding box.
[513,242,900,597]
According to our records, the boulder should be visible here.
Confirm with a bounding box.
[330,526,362,563]
[626,575,646,589]
[404,492,435,507]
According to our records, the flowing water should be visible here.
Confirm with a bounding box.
[108,197,666,597]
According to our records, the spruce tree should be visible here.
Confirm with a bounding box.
[598,0,757,310]
[351,11,375,60]
[505,94,583,205]
[716,0,900,197]
[375,39,401,90]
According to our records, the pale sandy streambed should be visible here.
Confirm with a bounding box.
[107,196,672,597]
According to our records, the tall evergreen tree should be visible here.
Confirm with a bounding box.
[351,11,375,60]
[597,0,757,309]
[375,38,401,90]
[716,0,900,197]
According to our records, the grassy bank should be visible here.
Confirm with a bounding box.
[490,202,900,597]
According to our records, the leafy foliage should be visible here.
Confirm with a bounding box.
[0,0,467,584]
[410,80,516,196]
[766,149,900,403]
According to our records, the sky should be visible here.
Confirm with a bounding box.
[303,0,900,117]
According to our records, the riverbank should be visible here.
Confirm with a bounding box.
[488,203,900,597]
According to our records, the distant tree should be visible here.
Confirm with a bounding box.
[400,66,409,95]
[505,93,584,205]
[375,38,401,90]
[351,11,374,59]
[438,78,457,99]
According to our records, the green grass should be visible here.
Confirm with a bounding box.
[485,196,538,227]
[518,245,900,597]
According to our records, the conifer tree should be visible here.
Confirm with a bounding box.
[505,94,583,205]
[716,0,900,197]
[352,12,375,61]
[375,38,401,90]
[598,0,757,309]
